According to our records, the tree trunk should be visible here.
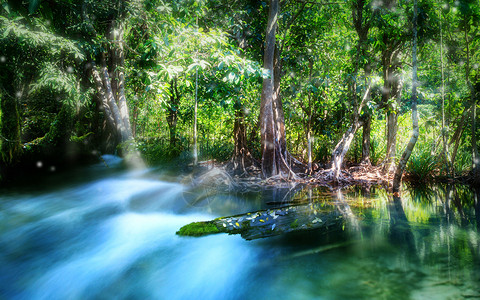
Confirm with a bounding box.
[229,102,257,175]
[361,114,371,164]
[380,32,403,173]
[177,202,344,240]
[464,25,480,183]
[383,66,403,172]
[361,62,372,165]
[83,0,134,151]
[233,105,247,158]
[273,45,287,158]
[475,187,480,231]
[449,105,470,173]
[472,101,479,182]
[306,59,314,174]
[92,63,131,143]
[439,10,450,175]
[0,84,22,166]
[385,108,398,171]
[113,21,133,140]
[92,67,117,136]
[132,105,138,138]
[307,129,312,174]
[392,0,419,194]
[193,67,198,166]
[90,13,137,162]
[166,78,179,149]
[330,83,371,182]
[331,122,361,180]
[260,0,296,179]
[329,0,372,181]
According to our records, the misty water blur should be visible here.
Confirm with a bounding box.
[0,156,479,299]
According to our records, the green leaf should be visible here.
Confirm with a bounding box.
[2,3,10,14]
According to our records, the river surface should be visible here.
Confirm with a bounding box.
[1,156,479,300]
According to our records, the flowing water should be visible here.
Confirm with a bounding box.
[1,156,479,300]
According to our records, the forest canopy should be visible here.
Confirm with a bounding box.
[0,0,479,187]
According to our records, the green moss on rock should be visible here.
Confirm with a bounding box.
[176,221,221,237]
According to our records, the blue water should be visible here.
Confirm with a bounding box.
[1,157,479,299]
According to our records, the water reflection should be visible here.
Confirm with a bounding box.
[0,163,479,300]
[388,196,416,253]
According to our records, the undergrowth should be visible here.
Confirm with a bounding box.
[406,145,438,181]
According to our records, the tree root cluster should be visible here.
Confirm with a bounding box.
[190,159,394,190]
[307,164,392,187]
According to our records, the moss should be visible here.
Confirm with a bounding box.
[70,132,94,143]
[176,221,221,237]
[291,219,299,229]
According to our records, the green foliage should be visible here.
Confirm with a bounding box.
[290,219,299,229]
[453,149,471,175]
[0,16,84,60]
[0,90,22,164]
[369,136,385,166]
[406,145,439,181]
[0,0,479,183]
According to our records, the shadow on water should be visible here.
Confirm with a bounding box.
[388,196,416,255]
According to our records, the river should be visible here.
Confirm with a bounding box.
[1,155,479,299]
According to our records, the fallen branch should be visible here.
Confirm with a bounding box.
[177,202,344,240]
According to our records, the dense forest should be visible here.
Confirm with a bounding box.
[0,0,479,189]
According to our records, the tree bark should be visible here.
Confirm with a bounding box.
[449,105,470,173]
[193,67,198,166]
[361,114,371,164]
[260,0,296,179]
[380,32,403,173]
[330,82,371,182]
[0,84,22,166]
[90,14,134,157]
[99,63,131,143]
[166,78,180,148]
[475,187,480,231]
[464,25,480,183]
[439,10,450,175]
[472,101,479,182]
[305,58,314,174]
[385,107,398,170]
[92,67,117,133]
[113,21,133,140]
[229,102,257,175]
[392,0,419,194]
[331,122,361,180]
[361,61,372,165]
[273,45,287,158]
[380,62,403,172]
[132,105,138,138]
[329,0,372,181]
